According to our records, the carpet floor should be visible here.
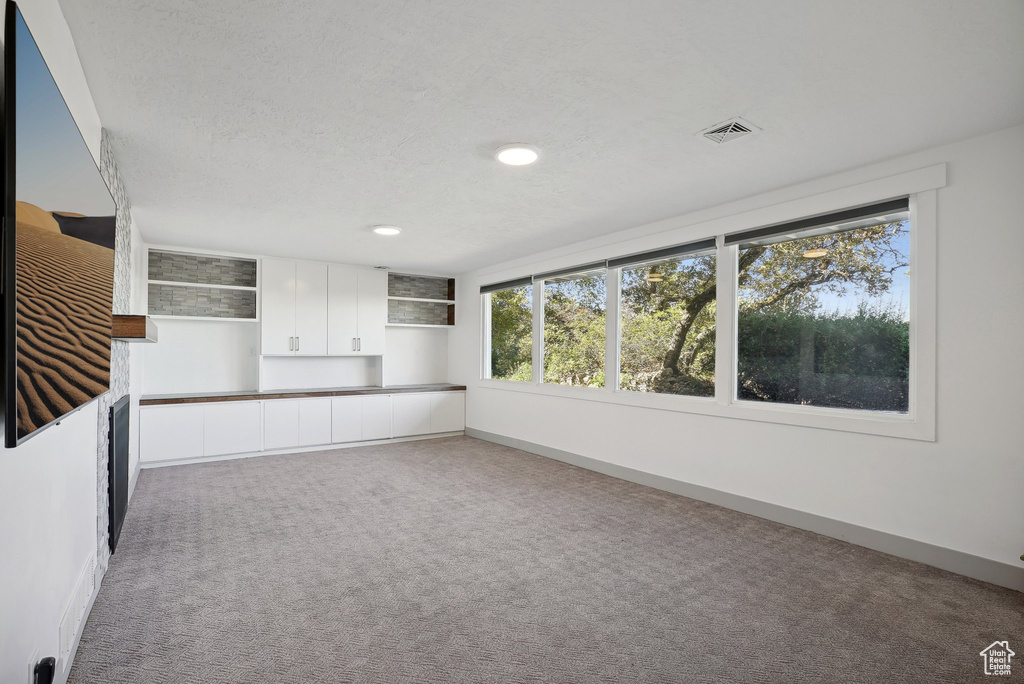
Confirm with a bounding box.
[69,436,1022,683]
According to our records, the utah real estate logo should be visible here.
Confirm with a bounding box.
[980,641,1014,676]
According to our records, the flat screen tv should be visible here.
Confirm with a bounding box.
[2,1,117,447]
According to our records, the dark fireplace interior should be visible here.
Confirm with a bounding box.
[108,395,130,554]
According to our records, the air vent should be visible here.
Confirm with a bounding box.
[700,117,759,144]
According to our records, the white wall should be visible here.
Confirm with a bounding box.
[450,124,1024,576]
[260,355,380,390]
[0,403,99,683]
[141,320,259,394]
[127,219,147,485]
[0,3,109,681]
[384,327,449,386]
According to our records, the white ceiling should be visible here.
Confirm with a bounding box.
[58,0,1024,275]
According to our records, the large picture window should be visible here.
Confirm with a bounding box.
[542,269,606,387]
[734,204,910,412]
[487,283,533,381]
[619,250,716,396]
[479,182,935,439]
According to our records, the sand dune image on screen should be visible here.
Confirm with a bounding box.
[15,200,115,438]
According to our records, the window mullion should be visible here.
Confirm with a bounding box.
[532,279,543,385]
[481,293,492,380]
[714,238,737,407]
[605,268,620,393]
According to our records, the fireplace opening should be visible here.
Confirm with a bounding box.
[108,395,130,554]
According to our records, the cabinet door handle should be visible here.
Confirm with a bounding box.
[289,336,294,351]
[352,337,356,352]
[357,337,361,351]
[296,336,300,351]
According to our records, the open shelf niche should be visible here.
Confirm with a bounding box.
[387,273,455,327]
[148,249,258,320]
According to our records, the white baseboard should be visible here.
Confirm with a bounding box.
[140,432,465,470]
[465,427,1024,593]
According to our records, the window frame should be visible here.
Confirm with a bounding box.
[478,165,940,441]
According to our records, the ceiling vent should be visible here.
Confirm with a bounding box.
[699,117,759,144]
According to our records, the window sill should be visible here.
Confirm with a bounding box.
[475,379,934,441]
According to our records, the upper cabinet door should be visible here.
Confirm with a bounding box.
[261,257,296,355]
[294,261,329,356]
[327,264,359,356]
[356,268,387,355]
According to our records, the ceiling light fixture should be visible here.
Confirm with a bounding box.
[372,225,402,236]
[495,144,539,166]
[802,248,828,259]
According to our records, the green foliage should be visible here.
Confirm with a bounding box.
[543,276,606,387]
[737,303,909,411]
[489,287,532,380]
[620,255,716,395]
[488,220,911,409]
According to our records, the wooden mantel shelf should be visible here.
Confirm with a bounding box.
[112,315,158,343]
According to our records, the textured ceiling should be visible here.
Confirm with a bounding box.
[58,0,1024,274]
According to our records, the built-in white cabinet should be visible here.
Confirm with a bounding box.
[361,395,393,440]
[392,392,464,437]
[331,395,393,443]
[392,393,432,437]
[261,258,328,356]
[299,398,333,447]
[261,258,386,357]
[140,404,204,463]
[430,393,466,433]
[327,265,387,356]
[139,390,464,464]
[264,400,300,450]
[331,397,362,443]
[205,402,262,456]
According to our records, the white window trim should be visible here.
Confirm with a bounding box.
[479,164,942,441]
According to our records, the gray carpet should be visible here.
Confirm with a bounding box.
[70,436,1022,683]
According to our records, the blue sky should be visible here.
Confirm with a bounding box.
[15,9,115,217]
[807,228,910,319]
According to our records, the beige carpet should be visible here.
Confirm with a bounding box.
[70,436,1022,683]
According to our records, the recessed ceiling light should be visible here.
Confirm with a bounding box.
[495,144,539,166]
[372,225,401,236]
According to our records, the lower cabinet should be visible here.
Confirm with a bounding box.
[361,395,392,441]
[205,402,262,456]
[332,395,393,443]
[140,404,204,463]
[140,391,464,463]
[392,394,431,437]
[264,400,299,451]
[393,392,466,437]
[430,393,466,433]
[299,398,333,447]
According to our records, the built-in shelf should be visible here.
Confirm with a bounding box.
[148,279,256,292]
[387,295,452,304]
[387,272,455,326]
[148,314,259,323]
[148,249,258,320]
[112,315,159,343]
